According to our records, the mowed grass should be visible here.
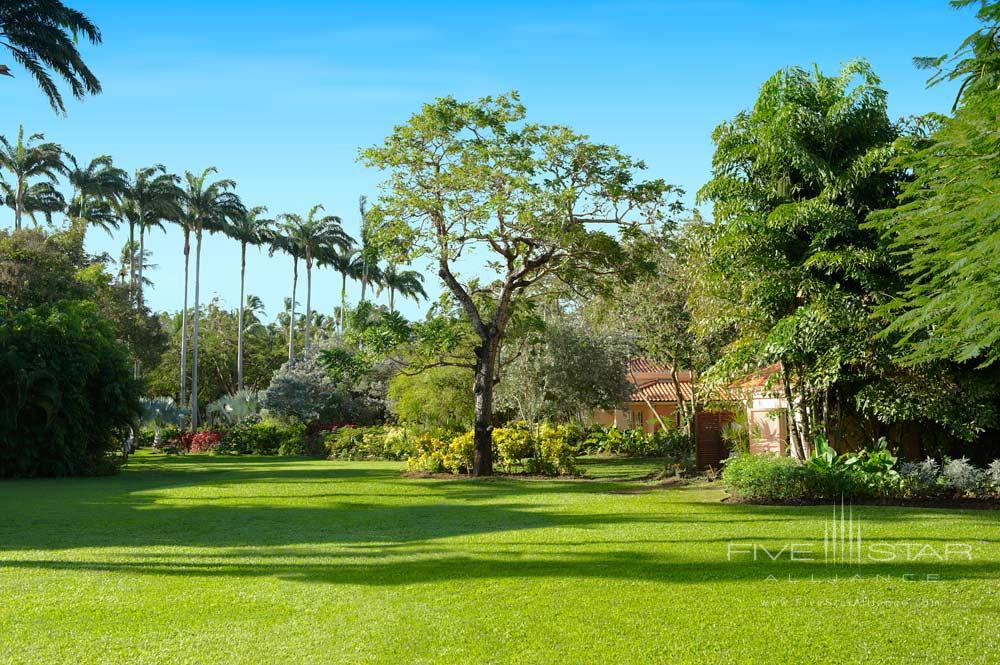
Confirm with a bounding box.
[1,453,998,664]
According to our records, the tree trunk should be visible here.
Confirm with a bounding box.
[340,272,347,332]
[14,180,24,231]
[138,226,145,306]
[237,241,246,391]
[390,287,395,312]
[781,364,805,459]
[360,272,368,302]
[472,339,499,476]
[179,229,190,422]
[128,221,136,304]
[288,257,297,367]
[304,256,312,353]
[190,228,203,431]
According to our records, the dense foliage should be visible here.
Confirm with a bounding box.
[0,300,140,476]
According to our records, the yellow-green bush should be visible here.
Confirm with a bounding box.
[493,424,534,472]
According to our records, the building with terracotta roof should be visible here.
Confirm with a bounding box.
[591,359,791,467]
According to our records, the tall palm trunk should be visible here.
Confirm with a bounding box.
[14,180,23,231]
[237,241,247,391]
[190,227,203,431]
[339,271,348,332]
[128,220,136,304]
[304,255,313,353]
[389,287,396,312]
[133,224,146,381]
[179,228,190,421]
[137,225,145,305]
[288,257,298,367]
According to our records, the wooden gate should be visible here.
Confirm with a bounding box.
[695,411,733,470]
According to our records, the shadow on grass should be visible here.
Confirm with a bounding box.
[2,456,997,588]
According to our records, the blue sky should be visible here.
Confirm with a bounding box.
[0,1,975,320]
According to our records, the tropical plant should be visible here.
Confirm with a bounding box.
[0,125,67,230]
[65,154,127,232]
[180,167,243,429]
[361,92,677,474]
[277,205,350,354]
[0,0,102,114]
[222,205,273,390]
[0,300,141,477]
[355,195,382,302]
[695,61,904,458]
[140,396,184,446]
[320,245,361,332]
[915,0,1000,108]
[114,166,182,312]
[205,389,261,426]
[378,263,427,312]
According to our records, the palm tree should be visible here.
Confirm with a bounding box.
[180,168,243,430]
[65,154,127,232]
[0,0,102,114]
[320,245,361,332]
[0,125,66,229]
[356,195,382,302]
[118,166,182,307]
[268,229,302,367]
[222,205,273,391]
[379,263,428,312]
[278,205,350,354]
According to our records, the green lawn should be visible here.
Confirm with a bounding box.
[1,453,998,664]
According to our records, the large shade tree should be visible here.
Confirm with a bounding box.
[0,0,102,114]
[180,168,243,429]
[0,125,66,230]
[361,92,676,475]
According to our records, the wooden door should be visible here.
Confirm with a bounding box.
[695,411,734,469]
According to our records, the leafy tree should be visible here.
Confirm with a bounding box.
[180,168,243,428]
[361,92,677,475]
[389,365,475,430]
[496,317,632,424]
[0,0,102,114]
[0,125,66,230]
[222,205,273,390]
[915,0,1000,108]
[145,298,287,406]
[261,349,341,423]
[0,300,140,477]
[585,214,721,432]
[871,4,1000,369]
[0,227,167,371]
[696,61,902,457]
